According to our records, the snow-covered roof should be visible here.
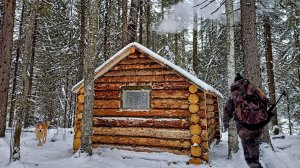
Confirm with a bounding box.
[72,42,222,97]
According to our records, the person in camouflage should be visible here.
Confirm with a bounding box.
[223,73,264,168]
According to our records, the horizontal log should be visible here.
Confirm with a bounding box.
[197,92,205,99]
[201,130,208,141]
[91,144,190,155]
[95,91,120,99]
[92,135,191,149]
[201,141,209,150]
[206,98,214,105]
[206,112,215,119]
[207,118,215,125]
[151,90,189,99]
[199,119,207,127]
[112,63,164,70]
[207,123,216,135]
[206,105,215,112]
[202,153,209,161]
[138,53,145,58]
[94,82,191,91]
[94,100,120,109]
[128,54,138,59]
[95,75,186,83]
[93,117,189,129]
[151,99,189,109]
[198,111,206,119]
[199,100,206,108]
[209,130,216,141]
[93,109,190,118]
[119,57,157,65]
[104,69,175,77]
[93,127,191,139]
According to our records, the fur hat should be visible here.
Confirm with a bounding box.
[234,73,244,82]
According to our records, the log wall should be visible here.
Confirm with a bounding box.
[73,50,220,165]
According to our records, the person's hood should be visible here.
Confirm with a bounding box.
[230,79,249,92]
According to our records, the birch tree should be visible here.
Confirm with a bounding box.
[8,1,24,127]
[192,1,200,76]
[80,0,98,155]
[225,0,238,159]
[12,0,38,161]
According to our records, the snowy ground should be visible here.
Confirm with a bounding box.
[0,128,299,168]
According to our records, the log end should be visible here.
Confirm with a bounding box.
[189,158,203,165]
[189,85,198,93]
[189,124,202,135]
[73,138,81,151]
[191,146,202,157]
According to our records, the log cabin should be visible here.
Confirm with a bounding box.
[72,42,222,164]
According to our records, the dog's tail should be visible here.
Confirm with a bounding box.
[46,121,50,127]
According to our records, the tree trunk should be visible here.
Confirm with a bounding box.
[12,1,38,161]
[0,0,16,137]
[146,0,150,48]
[181,30,186,66]
[121,0,128,47]
[103,0,110,60]
[241,0,261,86]
[263,15,279,134]
[138,0,143,44]
[192,1,200,77]
[76,0,86,82]
[8,1,24,128]
[24,11,38,128]
[241,0,273,146]
[0,1,3,29]
[64,78,69,128]
[225,0,238,158]
[174,33,180,65]
[80,0,98,156]
[127,0,139,43]
[286,89,292,135]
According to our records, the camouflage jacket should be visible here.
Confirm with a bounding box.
[223,79,269,131]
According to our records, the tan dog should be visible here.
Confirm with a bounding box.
[35,122,49,146]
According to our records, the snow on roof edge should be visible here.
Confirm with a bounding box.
[72,42,223,98]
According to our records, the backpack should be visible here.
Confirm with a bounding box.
[234,80,272,130]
